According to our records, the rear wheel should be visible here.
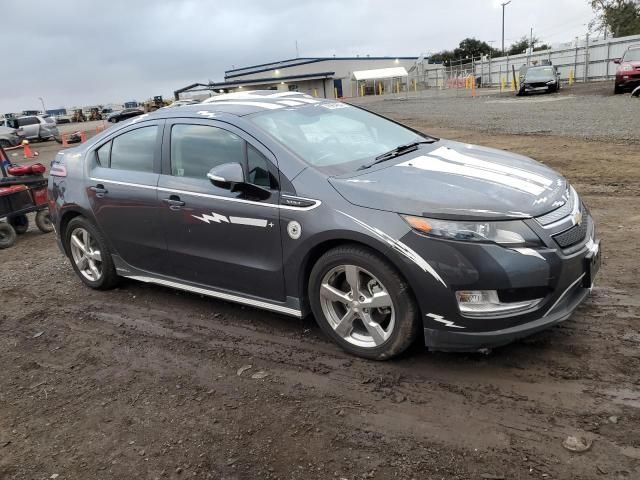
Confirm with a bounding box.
[35,210,54,233]
[309,245,419,360]
[9,215,29,234]
[0,223,17,249]
[64,217,118,289]
[614,84,623,94]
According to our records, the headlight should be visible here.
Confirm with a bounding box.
[401,215,542,247]
[622,64,633,71]
[546,80,556,85]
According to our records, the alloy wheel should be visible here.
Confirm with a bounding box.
[319,265,395,348]
[69,227,103,282]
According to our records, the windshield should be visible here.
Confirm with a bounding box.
[248,103,425,173]
[525,67,555,80]
[623,48,640,62]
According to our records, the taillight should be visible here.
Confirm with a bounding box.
[50,164,67,177]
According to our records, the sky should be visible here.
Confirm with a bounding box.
[1,0,595,112]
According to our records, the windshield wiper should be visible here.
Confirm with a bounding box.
[358,140,436,170]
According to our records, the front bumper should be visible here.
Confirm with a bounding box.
[394,205,600,352]
[616,77,640,90]
[424,281,589,351]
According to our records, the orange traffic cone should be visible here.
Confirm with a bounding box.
[22,140,34,159]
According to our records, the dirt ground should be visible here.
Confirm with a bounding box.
[1,122,639,480]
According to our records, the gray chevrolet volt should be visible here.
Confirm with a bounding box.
[48,91,600,360]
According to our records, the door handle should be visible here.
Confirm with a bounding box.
[162,195,185,210]
[90,184,108,198]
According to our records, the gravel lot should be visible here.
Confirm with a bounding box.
[351,81,640,144]
[1,100,639,479]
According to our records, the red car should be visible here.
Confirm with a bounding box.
[614,44,640,94]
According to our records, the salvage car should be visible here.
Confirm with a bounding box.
[48,91,600,360]
[0,126,22,149]
[614,44,640,94]
[6,115,59,142]
[106,108,145,123]
[517,65,560,95]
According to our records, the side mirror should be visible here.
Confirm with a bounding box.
[613,58,621,64]
[207,162,245,190]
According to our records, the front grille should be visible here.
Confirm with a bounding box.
[527,82,548,88]
[552,218,589,248]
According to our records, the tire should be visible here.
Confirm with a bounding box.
[9,215,29,234]
[614,84,623,94]
[309,245,419,360]
[35,210,54,233]
[64,216,118,290]
[0,223,17,249]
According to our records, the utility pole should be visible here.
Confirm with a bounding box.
[38,97,46,114]
[528,27,533,65]
[501,1,512,55]
[295,40,299,58]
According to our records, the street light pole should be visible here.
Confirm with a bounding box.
[501,1,512,55]
[38,97,46,114]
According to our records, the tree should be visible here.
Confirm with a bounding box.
[590,0,640,37]
[430,38,501,64]
[507,36,544,55]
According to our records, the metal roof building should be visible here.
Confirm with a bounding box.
[174,56,418,100]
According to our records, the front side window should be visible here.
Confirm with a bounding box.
[18,117,39,127]
[110,126,157,172]
[96,141,111,166]
[171,124,245,179]
[247,144,273,188]
[248,104,424,173]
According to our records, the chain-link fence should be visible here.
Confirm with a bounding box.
[352,32,640,99]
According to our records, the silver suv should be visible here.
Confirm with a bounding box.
[6,115,60,142]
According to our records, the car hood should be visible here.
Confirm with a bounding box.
[0,126,18,136]
[329,140,567,220]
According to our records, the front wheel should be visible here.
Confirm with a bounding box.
[0,223,17,249]
[309,245,419,360]
[64,217,118,289]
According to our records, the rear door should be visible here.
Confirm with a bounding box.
[157,119,285,301]
[87,120,167,273]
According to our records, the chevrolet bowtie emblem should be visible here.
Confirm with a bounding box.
[573,210,583,226]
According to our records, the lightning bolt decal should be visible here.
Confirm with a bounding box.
[426,313,466,329]
[192,212,229,224]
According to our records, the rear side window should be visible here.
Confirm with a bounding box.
[171,124,244,179]
[110,126,157,172]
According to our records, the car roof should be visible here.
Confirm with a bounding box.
[146,90,333,119]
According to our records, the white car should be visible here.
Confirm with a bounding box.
[6,115,60,142]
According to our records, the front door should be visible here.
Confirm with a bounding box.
[87,121,167,273]
[157,119,285,301]
[333,79,343,98]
